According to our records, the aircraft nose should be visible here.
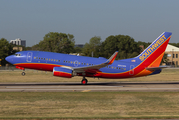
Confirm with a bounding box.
[5,55,13,64]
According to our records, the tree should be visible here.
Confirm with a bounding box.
[31,44,41,51]
[161,53,169,65]
[74,47,82,53]
[169,43,179,48]
[117,35,139,59]
[137,41,151,52]
[101,34,140,59]
[0,38,13,65]
[100,35,118,58]
[82,36,101,57]
[35,32,75,54]
[25,46,32,50]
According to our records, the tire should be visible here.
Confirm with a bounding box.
[81,79,88,85]
[22,72,25,76]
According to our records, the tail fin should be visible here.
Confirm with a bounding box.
[136,32,172,67]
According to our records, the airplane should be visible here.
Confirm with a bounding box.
[5,32,172,85]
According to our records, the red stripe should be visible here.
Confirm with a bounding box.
[15,63,62,71]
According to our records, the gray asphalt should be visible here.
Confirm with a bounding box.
[1,82,179,92]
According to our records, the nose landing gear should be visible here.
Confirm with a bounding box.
[21,71,26,76]
[21,69,25,76]
[15,66,26,76]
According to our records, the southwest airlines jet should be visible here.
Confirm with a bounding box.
[6,32,172,84]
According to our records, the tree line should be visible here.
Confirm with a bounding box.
[1,32,179,66]
[28,32,151,59]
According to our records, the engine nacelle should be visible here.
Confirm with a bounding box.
[53,67,73,78]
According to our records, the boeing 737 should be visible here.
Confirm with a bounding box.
[5,32,172,84]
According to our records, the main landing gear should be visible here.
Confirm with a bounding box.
[81,77,88,85]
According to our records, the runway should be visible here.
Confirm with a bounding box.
[1,82,179,92]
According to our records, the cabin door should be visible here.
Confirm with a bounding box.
[129,65,134,75]
[27,52,33,62]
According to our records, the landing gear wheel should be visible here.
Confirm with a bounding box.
[22,72,25,76]
[81,79,88,85]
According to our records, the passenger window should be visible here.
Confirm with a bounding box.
[81,63,83,65]
[51,59,53,61]
[59,60,60,62]
[56,60,58,62]
[46,58,48,60]
[78,62,80,65]
[36,57,38,59]
[34,57,36,59]
[84,63,86,65]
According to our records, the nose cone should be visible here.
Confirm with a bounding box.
[5,55,13,64]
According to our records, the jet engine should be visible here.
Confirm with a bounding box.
[53,67,73,78]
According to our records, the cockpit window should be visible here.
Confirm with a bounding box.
[15,54,21,56]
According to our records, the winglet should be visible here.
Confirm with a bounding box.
[105,51,118,64]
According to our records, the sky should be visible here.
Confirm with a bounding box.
[1,0,179,47]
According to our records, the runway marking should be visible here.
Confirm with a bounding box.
[81,90,91,92]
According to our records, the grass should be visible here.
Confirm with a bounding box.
[0,68,179,119]
[0,68,179,83]
[0,92,179,119]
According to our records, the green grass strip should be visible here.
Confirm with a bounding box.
[0,92,179,119]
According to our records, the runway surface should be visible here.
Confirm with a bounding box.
[1,82,179,92]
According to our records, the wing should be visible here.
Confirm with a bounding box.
[73,51,118,73]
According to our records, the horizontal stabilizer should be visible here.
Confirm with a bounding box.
[146,66,170,71]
